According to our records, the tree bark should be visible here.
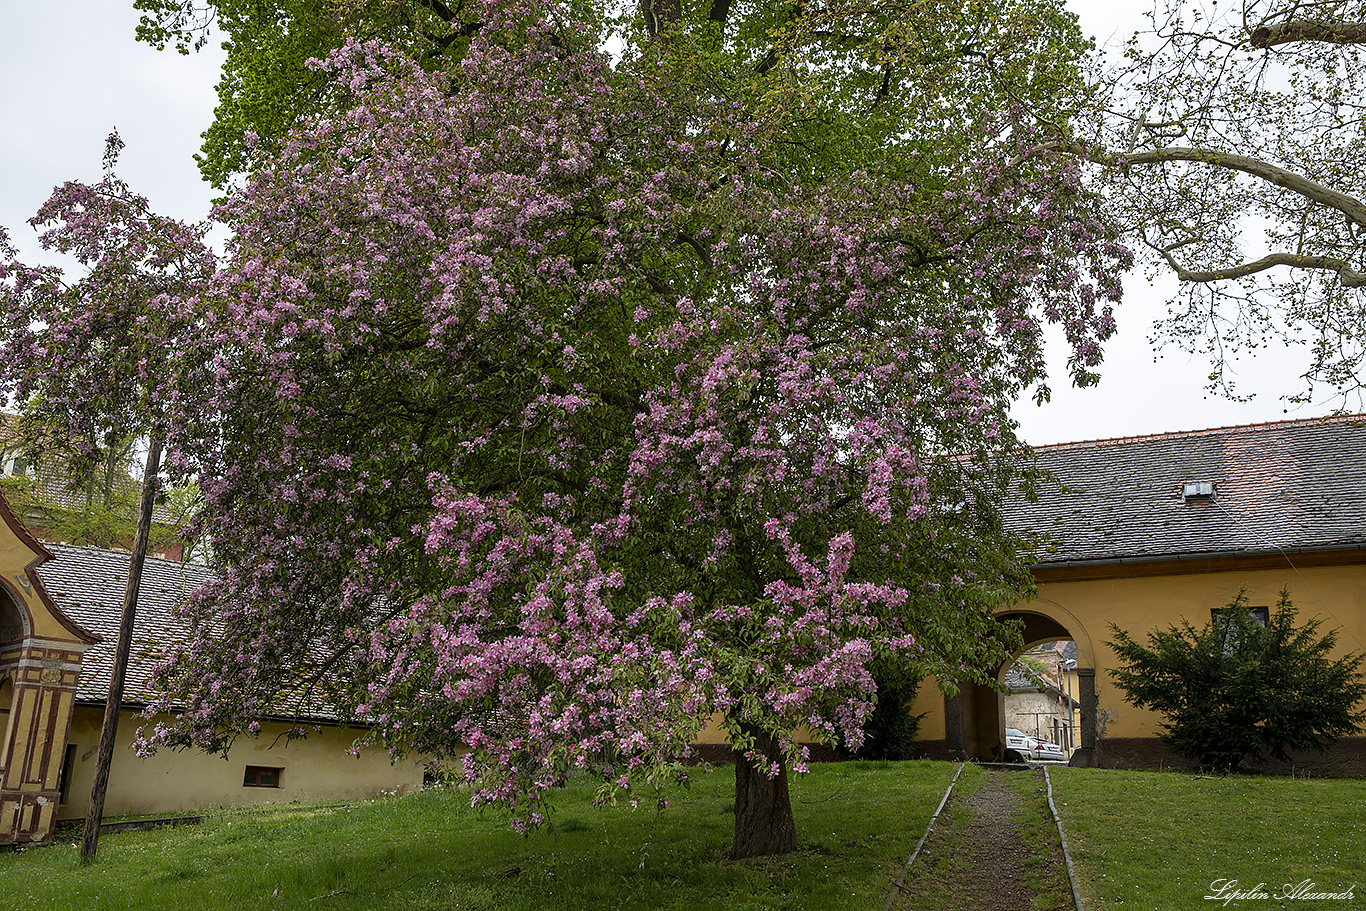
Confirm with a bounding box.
[80,434,162,864]
[1250,20,1366,48]
[731,724,798,859]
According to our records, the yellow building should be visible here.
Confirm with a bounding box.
[0,499,424,845]
[910,415,1366,775]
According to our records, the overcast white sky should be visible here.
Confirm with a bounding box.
[0,1,1347,446]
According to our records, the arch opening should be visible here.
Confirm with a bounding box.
[947,608,1098,767]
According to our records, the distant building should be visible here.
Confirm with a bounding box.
[0,421,188,561]
[1003,641,1079,752]
[911,414,1366,775]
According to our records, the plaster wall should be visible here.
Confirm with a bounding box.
[1038,563,1366,741]
[911,560,1366,770]
[57,708,426,820]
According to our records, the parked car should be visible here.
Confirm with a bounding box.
[1004,727,1068,762]
[1004,727,1032,762]
[1030,738,1067,762]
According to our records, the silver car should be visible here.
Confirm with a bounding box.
[1005,727,1067,762]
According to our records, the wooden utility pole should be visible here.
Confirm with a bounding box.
[80,435,162,863]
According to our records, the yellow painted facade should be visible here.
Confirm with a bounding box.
[909,555,1366,772]
[0,520,96,841]
[55,708,426,820]
[0,492,428,843]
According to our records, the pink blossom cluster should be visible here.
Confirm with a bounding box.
[0,133,215,459]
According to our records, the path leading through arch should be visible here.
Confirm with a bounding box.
[889,767,1073,911]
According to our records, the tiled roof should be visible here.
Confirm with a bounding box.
[1010,415,1366,564]
[37,546,347,723]
[1002,662,1077,705]
[36,545,209,703]
[1003,664,1039,689]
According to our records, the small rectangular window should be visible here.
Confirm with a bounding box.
[1211,606,1269,627]
[244,765,283,788]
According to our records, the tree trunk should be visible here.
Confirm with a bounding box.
[80,434,161,864]
[731,724,798,859]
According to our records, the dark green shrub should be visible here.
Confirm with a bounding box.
[1108,589,1366,771]
[843,671,923,760]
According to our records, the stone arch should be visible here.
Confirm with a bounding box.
[1005,598,1097,669]
[945,600,1098,767]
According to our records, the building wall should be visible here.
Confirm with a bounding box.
[57,708,426,820]
[1039,562,1365,742]
[1005,690,1065,742]
[912,559,1366,773]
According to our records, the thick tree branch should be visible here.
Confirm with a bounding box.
[413,0,458,20]
[1250,20,1366,48]
[1057,141,1366,228]
[641,0,682,37]
[1154,247,1366,288]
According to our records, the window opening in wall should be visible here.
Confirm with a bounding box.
[58,744,76,805]
[243,766,283,788]
[1211,605,1270,626]
[1211,604,1269,655]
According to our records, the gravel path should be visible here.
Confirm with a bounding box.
[889,768,1072,911]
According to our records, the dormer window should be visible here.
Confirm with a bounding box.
[1182,481,1215,503]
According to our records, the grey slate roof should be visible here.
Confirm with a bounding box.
[1009,415,1366,564]
[1002,662,1077,705]
[1003,663,1039,689]
[36,545,209,704]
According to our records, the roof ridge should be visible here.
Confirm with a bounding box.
[1030,412,1366,452]
[49,541,209,573]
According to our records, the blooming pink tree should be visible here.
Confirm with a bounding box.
[0,134,214,859]
[138,0,1127,857]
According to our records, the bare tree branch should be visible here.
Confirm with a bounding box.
[1157,248,1366,287]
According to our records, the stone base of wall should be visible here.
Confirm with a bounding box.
[1099,737,1366,777]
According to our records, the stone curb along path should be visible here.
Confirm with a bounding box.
[1044,767,1086,911]
[884,764,1086,911]
[883,763,967,911]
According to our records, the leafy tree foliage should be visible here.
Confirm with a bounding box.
[840,666,922,760]
[0,139,210,557]
[0,449,200,557]
[0,134,214,459]
[135,0,478,188]
[1075,0,1366,404]
[0,132,216,858]
[1108,589,1366,772]
[103,0,1131,859]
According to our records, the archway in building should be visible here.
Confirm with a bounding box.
[947,603,1099,767]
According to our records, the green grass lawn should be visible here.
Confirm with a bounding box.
[12,763,1364,910]
[0,761,956,911]
[1049,768,1365,911]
